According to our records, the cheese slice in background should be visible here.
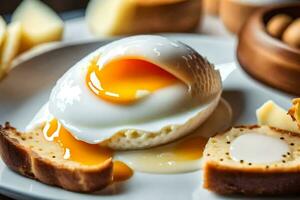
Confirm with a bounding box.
[256,100,299,133]
[86,0,201,37]
[0,22,22,79]
[12,0,64,52]
[0,16,6,48]
[86,0,136,36]
[203,0,220,15]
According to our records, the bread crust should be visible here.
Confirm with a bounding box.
[203,125,300,196]
[0,123,113,193]
[204,161,300,195]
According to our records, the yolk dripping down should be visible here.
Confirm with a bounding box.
[43,119,113,165]
[86,58,178,104]
[44,119,133,182]
[43,119,133,181]
[42,119,208,176]
[113,161,134,182]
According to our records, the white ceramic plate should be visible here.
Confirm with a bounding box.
[0,35,296,200]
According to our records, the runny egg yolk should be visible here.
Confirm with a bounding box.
[172,136,208,161]
[86,58,178,104]
[139,136,208,162]
[43,119,113,165]
[113,161,134,182]
[43,119,133,181]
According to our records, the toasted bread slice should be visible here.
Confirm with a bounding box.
[203,125,300,195]
[0,123,113,192]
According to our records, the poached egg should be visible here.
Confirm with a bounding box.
[26,35,226,175]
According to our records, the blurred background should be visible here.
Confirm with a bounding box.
[0,0,299,42]
[0,0,299,93]
[1,0,88,14]
[0,0,299,92]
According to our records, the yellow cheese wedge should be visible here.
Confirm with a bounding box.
[86,0,136,36]
[203,0,220,15]
[0,16,6,48]
[86,0,201,36]
[256,100,299,133]
[12,0,64,52]
[0,22,22,79]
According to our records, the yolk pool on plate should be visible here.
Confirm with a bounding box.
[172,136,208,161]
[43,119,133,181]
[86,58,178,104]
[113,161,134,182]
[117,136,208,174]
[133,136,208,162]
[43,119,113,165]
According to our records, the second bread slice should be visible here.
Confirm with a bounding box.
[203,125,300,195]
